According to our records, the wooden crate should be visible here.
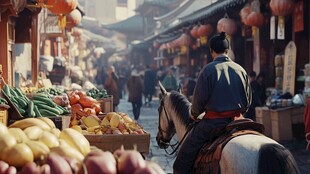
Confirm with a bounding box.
[270,107,293,141]
[84,133,150,155]
[291,106,304,124]
[98,96,113,113]
[0,105,8,126]
[48,115,71,130]
[255,107,272,137]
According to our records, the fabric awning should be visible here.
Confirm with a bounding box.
[102,15,144,34]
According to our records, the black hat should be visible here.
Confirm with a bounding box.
[209,32,229,53]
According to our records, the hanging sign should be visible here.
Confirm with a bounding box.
[282,41,297,95]
[277,16,285,40]
[293,0,304,32]
[39,8,63,37]
[270,16,276,39]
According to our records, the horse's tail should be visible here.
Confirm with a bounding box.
[258,143,299,174]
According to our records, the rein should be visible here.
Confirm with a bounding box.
[158,97,195,156]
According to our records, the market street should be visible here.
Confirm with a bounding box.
[118,95,310,174]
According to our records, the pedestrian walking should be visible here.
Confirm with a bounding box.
[143,65,157,106]
[104,65,120,112]
[127,69,143,120]
[173,32,251,174]
[161,68,178,92]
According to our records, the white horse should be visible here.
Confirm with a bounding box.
[156,82,299,174]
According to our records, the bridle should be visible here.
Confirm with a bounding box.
[157,94,194,156]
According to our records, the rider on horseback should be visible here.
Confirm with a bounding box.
[173,32,252,174]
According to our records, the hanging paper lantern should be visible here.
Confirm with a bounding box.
[197,24,213,37]
[245,11,264,27]
[217,17,237,35]
[47,0,78,15]
[66,9,82,29]
[270,0,294,16]
[190,26,199,38]
[177,33,193,46]
[240,6,252,25]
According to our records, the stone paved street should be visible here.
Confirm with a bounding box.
[117,96,310,174]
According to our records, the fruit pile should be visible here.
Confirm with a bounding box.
[0,118,164,174]
[0,117,90,173]
[75,112,145,135]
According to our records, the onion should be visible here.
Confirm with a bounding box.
[117,150,146,174]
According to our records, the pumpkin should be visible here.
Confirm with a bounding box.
[69,94,80,105]
[270,0,294,16]
[47,0,78,15]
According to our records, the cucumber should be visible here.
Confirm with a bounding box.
[17,107,26,115]
[3,84,11,98]
[9,88,18,97]
[14,96,28,109]
[27,100,36,117]
[56,105,70,115]
[36,104,61,115]
[32,96,56,107]
[39,109,58,116]
[32,100,47,106]
[33,105,42,117]
[14,87,24,96]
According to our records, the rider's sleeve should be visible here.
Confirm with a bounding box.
[190,70,209,119]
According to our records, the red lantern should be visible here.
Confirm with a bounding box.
[245,12,264,27]
[47,0,78,15]
[177,34,193,46]
[197,24,213,37]
[66,9,82,29]
[217,17,237,35]
[240,6,252,25]
[270,0,294,16]
[190,26,199,38]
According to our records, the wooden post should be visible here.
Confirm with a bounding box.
[31,14,39,86]
[0,11,11,87]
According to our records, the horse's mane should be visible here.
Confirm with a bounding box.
[169,91,193,127]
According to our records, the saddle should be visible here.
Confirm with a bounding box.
[193,119,265,174]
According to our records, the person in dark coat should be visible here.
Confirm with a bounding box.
[143,65,157,106]
[127,69,144,120]
[173,32,252,174]
[245,71,261,121]
[104,66,120,111]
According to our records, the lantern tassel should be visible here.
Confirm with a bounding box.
[58,15,66,29]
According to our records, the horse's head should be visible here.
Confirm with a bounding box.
[156,81,176,149]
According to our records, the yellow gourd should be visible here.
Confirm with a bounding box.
[110,114,121,128]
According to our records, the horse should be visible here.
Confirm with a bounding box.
[156,82,299,174]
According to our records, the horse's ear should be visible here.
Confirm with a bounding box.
[177,83,183,94]
[158,81,167,95]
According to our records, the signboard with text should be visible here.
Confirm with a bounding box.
[39,8,63,37]
[282,41,297,95]
[294,0,304,32]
